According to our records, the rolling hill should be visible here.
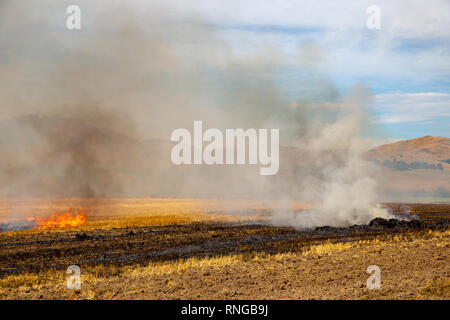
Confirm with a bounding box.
[0,113,448,199]
[367,136,450,171]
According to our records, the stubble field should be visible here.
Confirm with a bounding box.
[0,198,448,300]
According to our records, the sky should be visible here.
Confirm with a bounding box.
[168,0,450,140]
[1,0,449,141]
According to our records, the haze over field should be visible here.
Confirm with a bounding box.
[368,136,450,170]
[1,1,449,227]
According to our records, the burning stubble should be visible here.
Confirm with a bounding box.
[0,1,389,228]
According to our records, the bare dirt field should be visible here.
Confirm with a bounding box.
[0,199,448,300]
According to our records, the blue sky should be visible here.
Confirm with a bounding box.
[170,0,450,140]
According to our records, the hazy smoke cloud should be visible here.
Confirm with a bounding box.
[0,1,389,227]
[272,86,391,228]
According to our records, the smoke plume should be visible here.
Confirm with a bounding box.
[0,1,389,227]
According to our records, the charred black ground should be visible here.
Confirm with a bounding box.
[0,203,448,277]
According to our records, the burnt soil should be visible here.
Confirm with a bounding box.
[1,203,449,277]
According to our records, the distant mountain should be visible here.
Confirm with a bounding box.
[0,114,447,198]
[0,114,147,197]
[367,136,450,171]
[0,114,137,148]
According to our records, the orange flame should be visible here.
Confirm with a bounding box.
[34,208,86,229]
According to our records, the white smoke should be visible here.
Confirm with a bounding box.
[0,1,392,228]
[271,85,392,229]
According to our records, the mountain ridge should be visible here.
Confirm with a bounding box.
[367,136,450,171]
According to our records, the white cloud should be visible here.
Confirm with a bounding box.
[372,92,450,123]
[1,0,450,118]
[160,0,450,84]
[166,0,450,39]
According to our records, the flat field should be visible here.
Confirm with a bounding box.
[0,199,448,299]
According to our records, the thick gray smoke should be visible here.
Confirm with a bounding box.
[0,1,389,227]
[271,87,391,228]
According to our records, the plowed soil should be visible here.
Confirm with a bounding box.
[0,200,448,299]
